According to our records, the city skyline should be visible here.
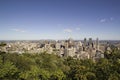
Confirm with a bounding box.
[0,0,120,40]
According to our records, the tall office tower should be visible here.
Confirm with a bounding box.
[84,38,87,47]
[83,38,87,51]
[65,40,68,49]
[89,38,92,46]
[96,38,99,50]
[64,41,69,57]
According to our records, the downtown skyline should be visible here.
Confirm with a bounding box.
[0,0,120,40]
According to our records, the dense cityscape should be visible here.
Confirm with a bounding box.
[1,38,120,60]
[0,0,120,80]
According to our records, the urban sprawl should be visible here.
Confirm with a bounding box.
[0,38,120,61]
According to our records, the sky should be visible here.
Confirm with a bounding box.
[0,0,120,40]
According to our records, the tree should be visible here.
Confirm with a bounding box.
[0,56,18,79]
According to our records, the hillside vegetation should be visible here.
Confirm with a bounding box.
[0,47,120,80]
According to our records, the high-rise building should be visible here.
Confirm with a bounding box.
[84,38,87,47]
[83,38,87,51]
[89,38,92,45]
[96,38,99,50]
[65,40,68,49]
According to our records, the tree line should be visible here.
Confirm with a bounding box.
[0,46,120,80]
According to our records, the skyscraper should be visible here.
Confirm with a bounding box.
[84,38,87,47]
[83,38,87,51]
[96,38,99,50]
[89,38,92,45]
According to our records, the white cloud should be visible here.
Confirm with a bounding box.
[76,27,80,30]
[100,18,106,23]
[110,17,113,21]
[63,29,72,33]
[100,17,114,23]
[11,29,26,33]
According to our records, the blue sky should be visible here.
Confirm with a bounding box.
[0,0,120,40]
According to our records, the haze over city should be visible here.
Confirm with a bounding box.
[0,0,120,40]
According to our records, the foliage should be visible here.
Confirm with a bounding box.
[0,47,120,80]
